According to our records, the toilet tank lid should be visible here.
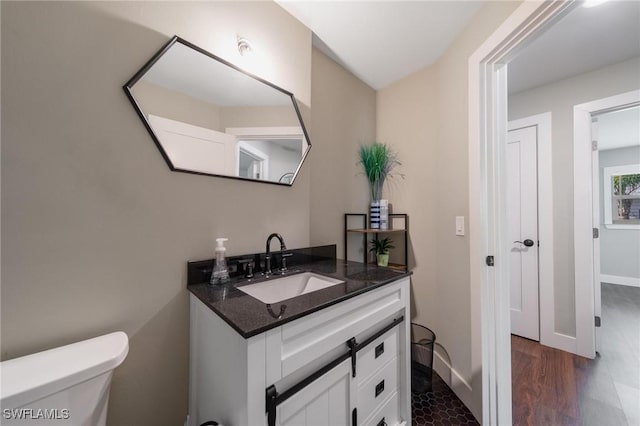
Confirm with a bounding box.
[0,331,129,408]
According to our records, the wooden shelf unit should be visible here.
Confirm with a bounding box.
[344,213,409,270]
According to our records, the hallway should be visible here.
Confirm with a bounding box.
[511,283,640,426]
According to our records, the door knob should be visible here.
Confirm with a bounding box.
[514,239,534,247]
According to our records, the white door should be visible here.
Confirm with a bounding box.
[508,126,540,341]
[148,115,237,175]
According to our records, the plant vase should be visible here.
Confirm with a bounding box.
[379,199,389,230]
[370,200,381,229]
[377,253,389,267]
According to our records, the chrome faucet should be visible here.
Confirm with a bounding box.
[264,233,287,276]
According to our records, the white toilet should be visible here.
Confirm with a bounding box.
[0,331,128,426]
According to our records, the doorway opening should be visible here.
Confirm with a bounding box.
[590,104,640,354]
[469,0,640,424]
[591,104,640,425]
[574,92,640,358]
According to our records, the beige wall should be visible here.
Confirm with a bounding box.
[1,2,311,425]
[509,56,640,336]
[377,64,439,331]
[377,1,521,416]
[133,82,302,132]
[132,80,222,131]
[309,48,376,256]
[220,106,300,129]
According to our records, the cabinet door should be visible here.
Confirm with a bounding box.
[277,359,351,426]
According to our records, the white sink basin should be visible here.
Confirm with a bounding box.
[238,272,344,304]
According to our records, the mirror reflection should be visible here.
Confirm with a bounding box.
[124,36,310,185]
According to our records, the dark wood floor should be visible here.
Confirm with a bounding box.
[511,283,640,426]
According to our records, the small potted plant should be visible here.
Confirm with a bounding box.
[369,237,395,267]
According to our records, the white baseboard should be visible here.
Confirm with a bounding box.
[601,274,640,288]
[433,351,478,421]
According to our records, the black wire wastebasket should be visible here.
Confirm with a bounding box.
[411,323,436,393]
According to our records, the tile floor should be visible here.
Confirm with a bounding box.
[412,372,479,426]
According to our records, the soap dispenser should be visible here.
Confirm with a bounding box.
[210,238,230,285]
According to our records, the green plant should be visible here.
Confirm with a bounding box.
[369,237,395,255]
[358,142,402,200]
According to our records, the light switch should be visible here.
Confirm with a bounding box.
[456,216,465,236]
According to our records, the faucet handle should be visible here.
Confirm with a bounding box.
[280,252,293,272]
[237,258,255,279]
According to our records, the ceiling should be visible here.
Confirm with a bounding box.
[277,1,483,89]
[277,1,640,92]
[509,0,640,94]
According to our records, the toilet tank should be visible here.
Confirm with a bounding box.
[0,332,128,426]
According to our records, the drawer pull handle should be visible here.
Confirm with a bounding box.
[375,379,385,397]
[376,418,386,426]
[375,342,384,358]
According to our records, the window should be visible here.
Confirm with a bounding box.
[603,164,640,228]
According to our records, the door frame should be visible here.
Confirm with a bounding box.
[591,117,601,354]
[468,1,577,424]
[573,90,640,358]
[508,113,566,349]
[237,141,270,180]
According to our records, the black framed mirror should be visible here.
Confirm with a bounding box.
[124,36,311,185]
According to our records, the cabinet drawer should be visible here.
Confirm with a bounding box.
[357,325,399,385]
[363,391,400,426]
[276,281,405,378]
[357,356,398,421]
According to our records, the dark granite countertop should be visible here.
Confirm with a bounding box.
[187,258,411,338]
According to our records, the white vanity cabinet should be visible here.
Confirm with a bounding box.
[189,276,411,426]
